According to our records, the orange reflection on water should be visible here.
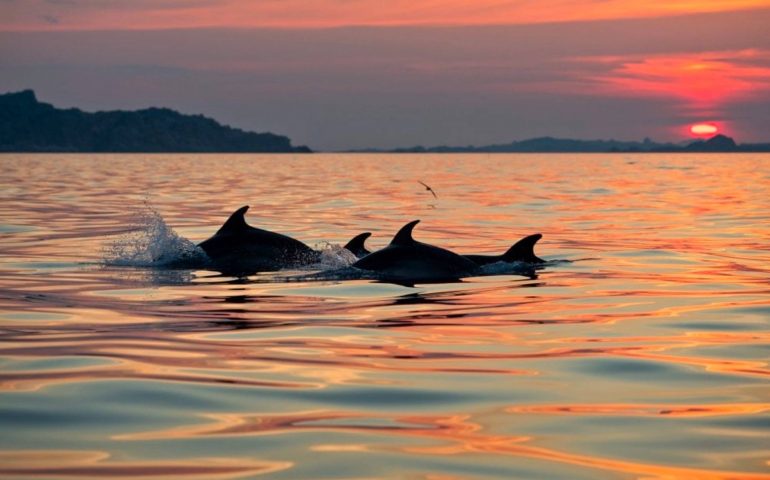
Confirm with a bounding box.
[507,403,770,417]
[408,416,770,480]
[538,331,770,377]
[2,324,768,394]
[0,324,542,392]
[117,409,770,479]
[1,154,769,478]
[0,450,291,479]
[0,360,319,392]
[619,348,770,377]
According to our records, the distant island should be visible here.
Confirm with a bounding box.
[0,90,311,153]
[3,89,769,154]
[352,134,770,153]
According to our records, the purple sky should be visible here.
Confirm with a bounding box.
[1,3,769,150]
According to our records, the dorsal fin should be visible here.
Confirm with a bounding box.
[343,232,372,256]
[502,233,545,263]
[390,220,420,246]
[216,205,250,234]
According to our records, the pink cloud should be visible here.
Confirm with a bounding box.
[597,51,770,109]
[529,50,770,118]
[3,0,770,30]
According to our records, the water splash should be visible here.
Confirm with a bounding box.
[272,244,362,282]
[103,207,208,268]
[313,242,358,269]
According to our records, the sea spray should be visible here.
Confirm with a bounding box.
[313,242,358,269]
[103,207,208,268]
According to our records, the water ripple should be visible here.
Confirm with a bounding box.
[1,153,769,479]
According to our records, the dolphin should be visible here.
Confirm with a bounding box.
[353,220,480,282]
[344,230,545,265]
[198,205,320,272]
[463,233,545,266]
[343,232,372,258]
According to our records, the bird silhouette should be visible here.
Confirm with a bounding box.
[418,180,438,199]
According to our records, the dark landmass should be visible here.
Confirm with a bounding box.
[3,89,768,154]
[682,134,737,152]
[352,134,770,153]
[0,90,311,153]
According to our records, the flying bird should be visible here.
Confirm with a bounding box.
[418,180,438,199]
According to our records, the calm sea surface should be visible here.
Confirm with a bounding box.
[0,153,769,479]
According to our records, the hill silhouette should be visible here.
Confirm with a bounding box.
[684,134,738,152]
[353,134,770,153]
[0,90,310,153]
[4,90,769,154]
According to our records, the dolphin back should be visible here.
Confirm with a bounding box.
[353,220,479,282]
[199,205,319,272]
[464,233,545,266]
[216,205,250,234]
[343,232,372,258]
[390,220,420,246]
[501,233,544,263]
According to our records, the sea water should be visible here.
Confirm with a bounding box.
[0,153,768,479]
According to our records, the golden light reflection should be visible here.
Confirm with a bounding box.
[507,403,770,417]
[2,154,770,479]
[115,409,770,479]
[2,322,768,393]
[0,362,319,392]
[619,349,770,377]
[0,450,291,479]
[310,444,371,452]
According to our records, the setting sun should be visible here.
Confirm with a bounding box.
[690,123,719,137]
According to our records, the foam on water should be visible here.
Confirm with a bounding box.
[312,242,358,269]
[103,207,208,268]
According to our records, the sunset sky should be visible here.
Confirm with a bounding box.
[1,0,769,150]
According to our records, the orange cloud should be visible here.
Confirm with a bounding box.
[530,50,770,118]
[3,0,770,30]
[591,50,770,112]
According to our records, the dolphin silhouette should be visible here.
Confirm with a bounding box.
[198,205,320,272]
[344,230,544,265]
[343,232,372,258]
[463,233,545,265]
[352,220,480,282]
